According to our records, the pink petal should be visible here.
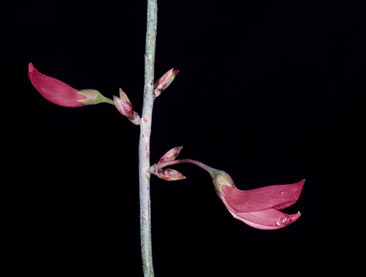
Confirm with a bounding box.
[222,179,304,212]
[220,193,301,229]
[229,208,301,230]
[28,63,85,107]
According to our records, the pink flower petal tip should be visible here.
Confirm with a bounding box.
[28,63,85,107]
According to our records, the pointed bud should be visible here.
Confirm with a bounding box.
[114,88,133,117]
[154,68,179,98]
[114,88,141,125]
[158,146,183,165]
[159,168,186,181]
[149,165,186,181]
[28,63,113,107]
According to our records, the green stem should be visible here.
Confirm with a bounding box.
[102,97,115,105]
[138,0,157,276]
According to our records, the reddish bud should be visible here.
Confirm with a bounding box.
[148,164,186,181]
[28,63,113,107]
[158,146,183,165]
[114,88,133,117]
[159,168,186,181]
[154,68,179,97]
[114,88,141,125]
[213,171,304,230]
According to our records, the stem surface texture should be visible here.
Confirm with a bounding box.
[139,0,158,276]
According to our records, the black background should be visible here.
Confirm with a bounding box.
[2,1,365,276]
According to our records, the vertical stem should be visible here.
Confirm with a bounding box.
[139,0,157,276]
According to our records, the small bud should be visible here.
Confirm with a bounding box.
[149,165,186,181]
[114,88,141,125]
[114,88,133,118]
[154,68,179,98]
[159,168,186,181]
[28,63,113,107]
[158,146,183,165]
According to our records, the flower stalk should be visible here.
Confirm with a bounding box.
[139,0,158,276]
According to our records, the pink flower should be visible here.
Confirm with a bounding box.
[150,147,304,230]
[28,63,113,107]
[213,171,304,230]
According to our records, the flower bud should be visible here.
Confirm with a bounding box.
[159,168,186,181]
[148,164,186,181]
[114,88,141,125]
[154,68,179,98]
[28,63,113,107]
[114,88,133,117]
[158,146,183,165]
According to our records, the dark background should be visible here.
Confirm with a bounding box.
[2,0,365,276]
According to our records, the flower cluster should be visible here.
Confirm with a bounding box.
[28,63,304,230]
